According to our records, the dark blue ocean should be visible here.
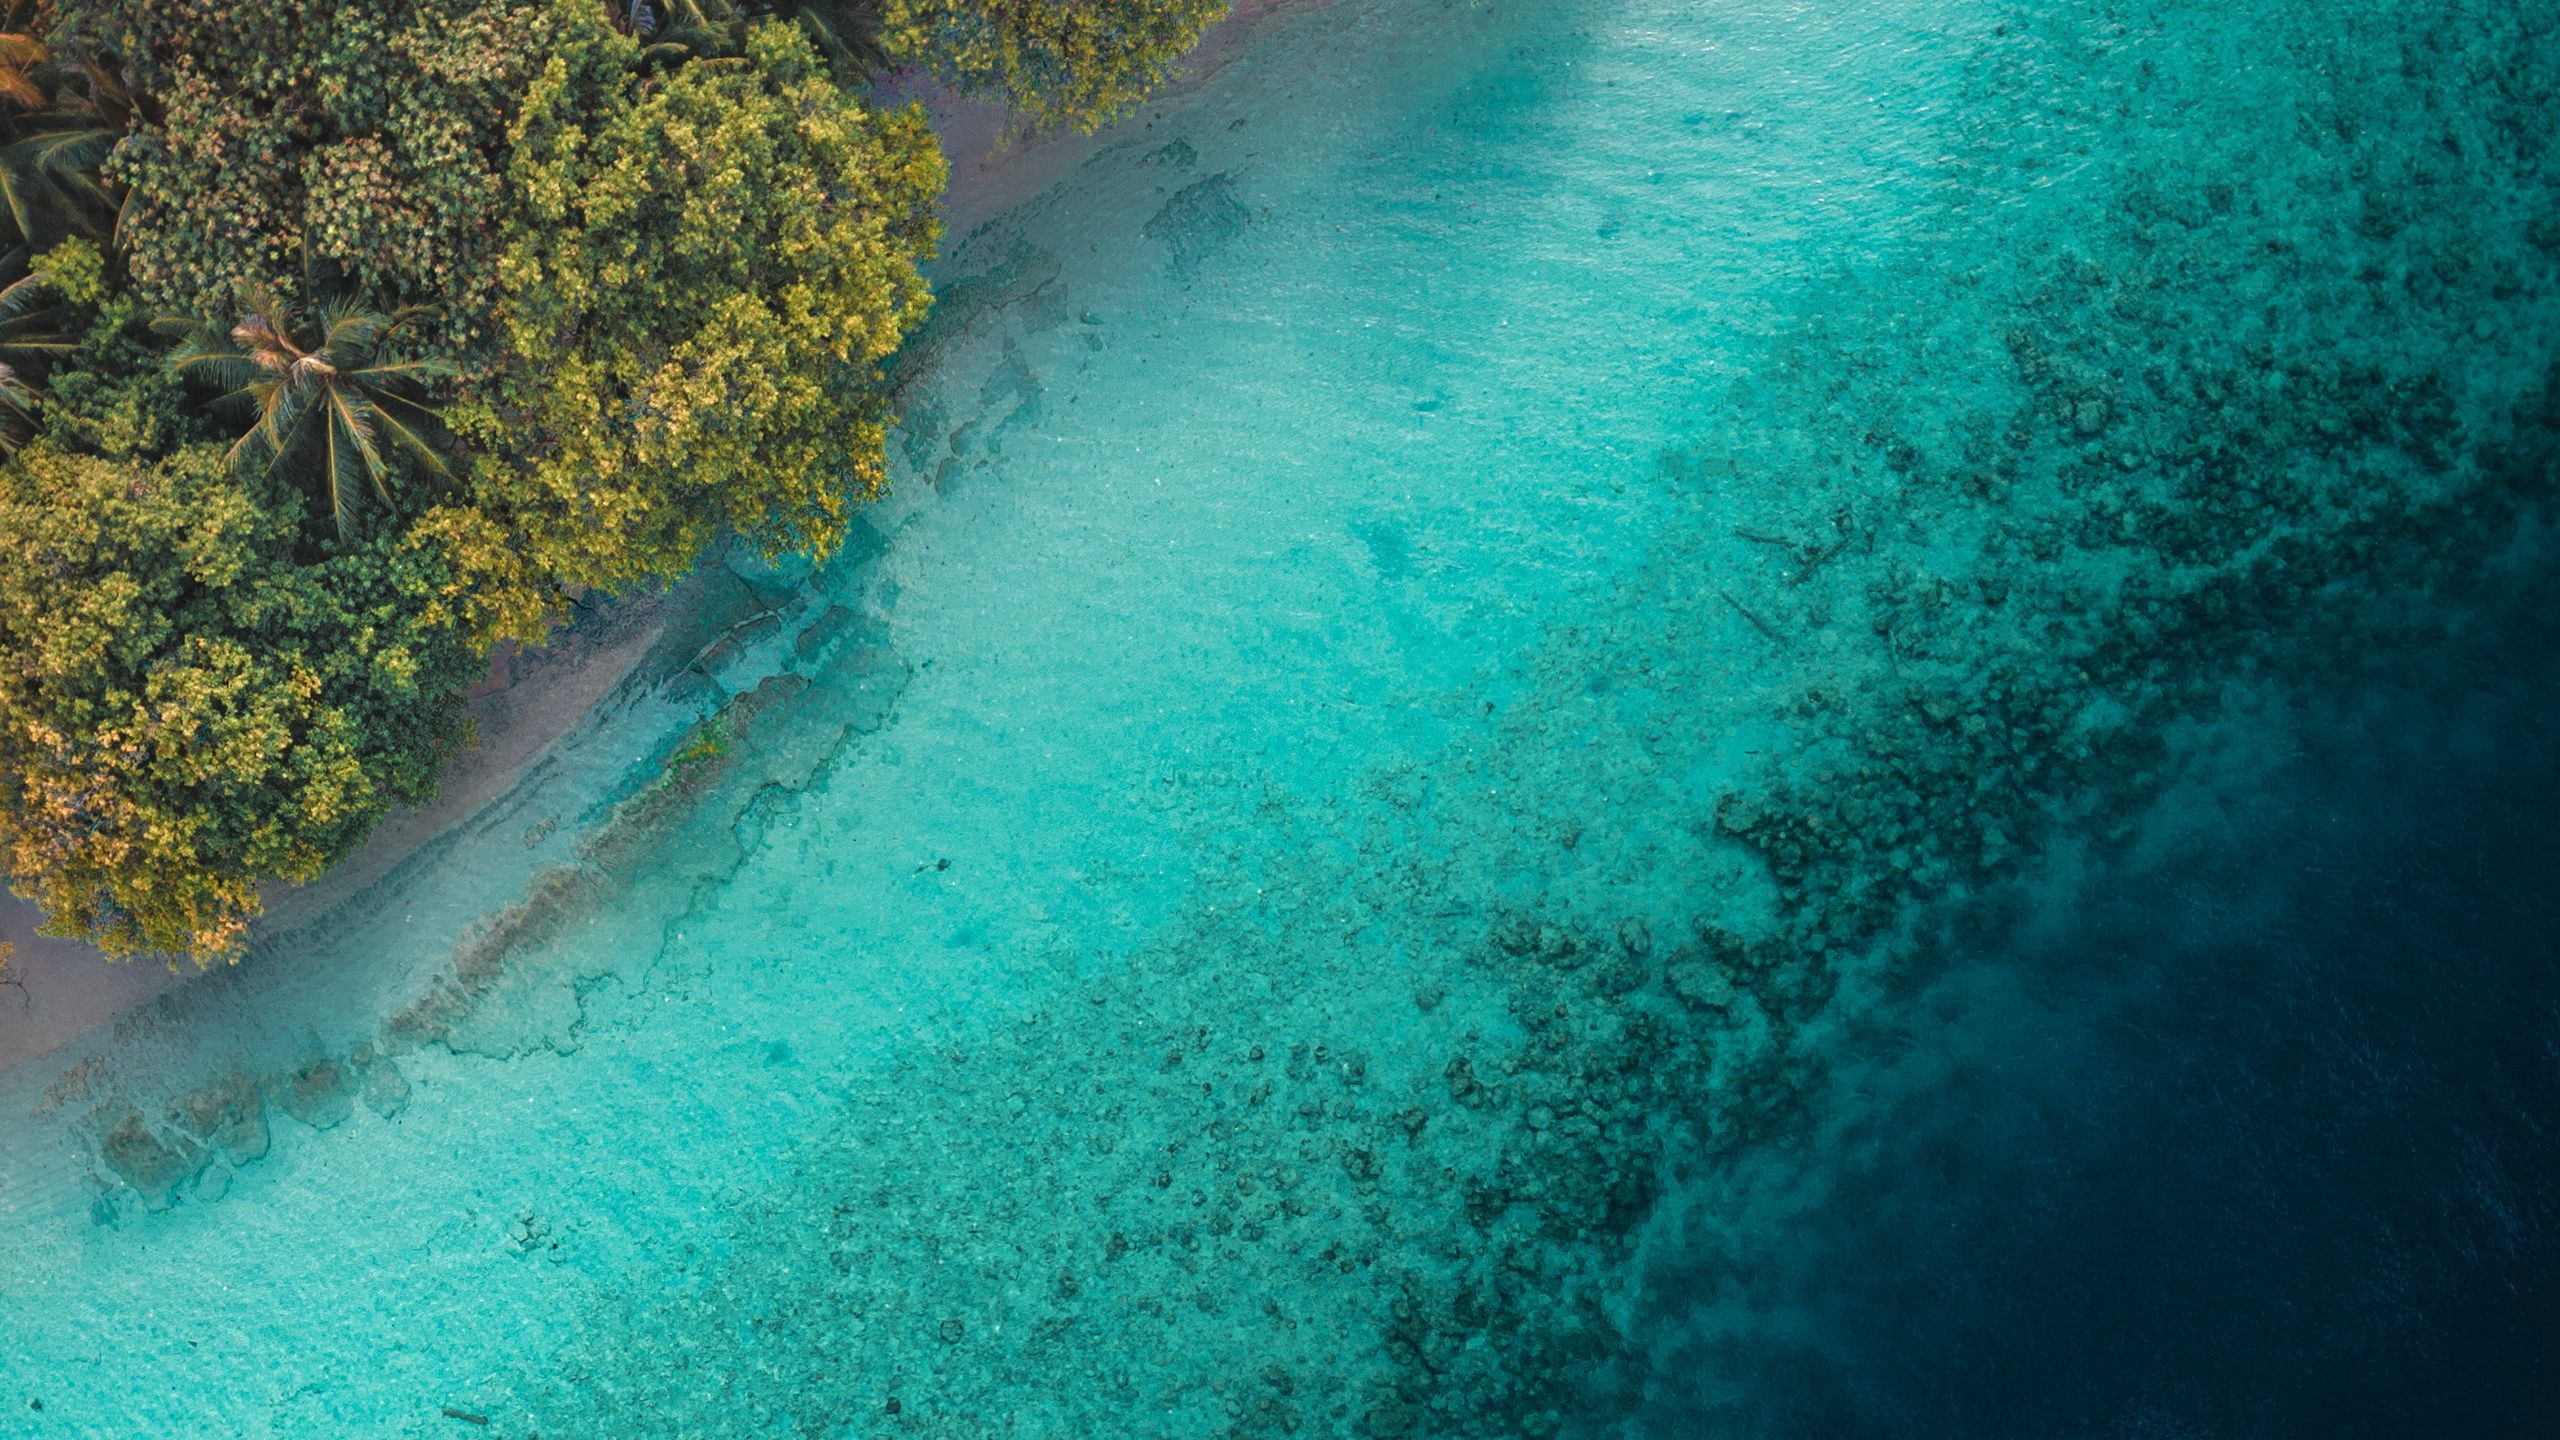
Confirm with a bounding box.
[1631,580,2560,1438]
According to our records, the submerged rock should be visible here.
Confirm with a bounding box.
[1661,945,1737,1013]
[1143,172,1253,277]
[175,1069,270,1164]
[96,1107,198,1208]
[279,1059,354,1131]
[362,1061,412,1120]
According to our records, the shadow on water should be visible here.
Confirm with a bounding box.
[1631,569,2560,1438]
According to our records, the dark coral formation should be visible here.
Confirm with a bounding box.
[1351,2,2560,1427]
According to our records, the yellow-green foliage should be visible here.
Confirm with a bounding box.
[29,239,105,307]
[0,445,489,960]
[472,9,944,591]
[882,0,1231,131]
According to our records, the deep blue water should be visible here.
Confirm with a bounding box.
[1633,587,2560,1438]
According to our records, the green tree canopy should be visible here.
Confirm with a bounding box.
[85,0,556,351]
[881,0,1230,131]
[469,11,943,591]
[0,444,489,959]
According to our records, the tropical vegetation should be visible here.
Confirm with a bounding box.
[0,0,1228,963]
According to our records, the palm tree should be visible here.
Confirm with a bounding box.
[780,1,889,80]
[0,24,43,111]
[169,292,457,540]
[0,7,61,250]
[0,2,126,458]
[0,3,129,250]
[622,0,746,75]
[12,52,134,244]
[0,360,36,452]
[0,233,88,456]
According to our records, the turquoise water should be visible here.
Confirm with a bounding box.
[3,0,2557,1434]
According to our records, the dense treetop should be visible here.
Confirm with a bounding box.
[480,11,944,591]
[0,444,486,958]
[881,0,1231,130]
[0,0,1228,963]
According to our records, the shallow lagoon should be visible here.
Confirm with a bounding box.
[2,0,2556,1434]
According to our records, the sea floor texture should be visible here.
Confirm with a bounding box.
[3,0,2557,1434]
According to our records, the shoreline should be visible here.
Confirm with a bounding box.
[0,0,1307,1080]
[0,596,671,1074]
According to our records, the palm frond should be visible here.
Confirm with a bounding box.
[232,287,295,346]
[0,30,42,113]
[791,0,889,80]
[166,334,268,391]
[221,390,279,475]
[317,415,357,541]
[322,385,389,520]
[10,127,115,181]
[368,392,453,479]
[249,379,318,479]
[108,183,131,250]
[375,303,436,346]
[316,301,385,362]
[62,57,138,129]
[0,158,50,245]
[0,359,38,453]
[0,268,53,321]
[0,339,73,366]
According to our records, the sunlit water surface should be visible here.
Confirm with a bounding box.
[3,0,2556,1435]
